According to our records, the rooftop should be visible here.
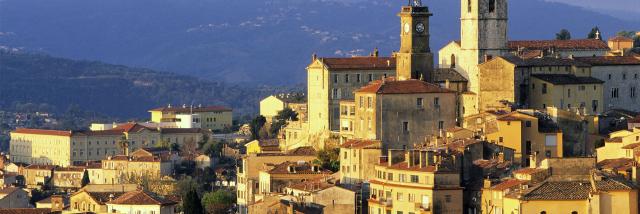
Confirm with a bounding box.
[12,128,73,137]
[267,161,331,175]
[432,68,468,83]
[108,190,177,206]
[575,56,640,66]
[339,139,381,149]
[356,79,453,94]
[490,179,527,191]
[318,56,395,71]
[531,74,604,85]
[501,56,591,67]
[508,39,609,51]
[0,209,52,214]
[149,106,232,113]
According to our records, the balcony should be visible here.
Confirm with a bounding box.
[416,203,431,214]
[368,197,393,207]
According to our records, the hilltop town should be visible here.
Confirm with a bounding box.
[2,0,640,214]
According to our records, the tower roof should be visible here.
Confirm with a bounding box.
[318,57,395,71]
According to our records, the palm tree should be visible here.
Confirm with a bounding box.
[117,135,130,156]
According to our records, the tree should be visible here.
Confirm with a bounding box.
[556,29,571,40]
[182,188,204,214]
[202,190,236,214]
[81,170,90,187]
[587,26,600,39]
[313,147,340,172]
[249,115,266,140]
[617,31,636,38]
[635,36,640,48]
[268,108,299,137]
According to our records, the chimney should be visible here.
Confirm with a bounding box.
[483,179,493,189]
[529,152,538,168]
[498,152,505,163]
[312,53,317,62]
[387,60,391,67]
[388,149,405,166]
[445,79,450,89]
[50,195,64,212]
[373,48,379,57]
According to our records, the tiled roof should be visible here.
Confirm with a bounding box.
[258,139,280,147]
[517,181,592,200]
[595,177,637,191]
[287,146,317,156]
[266,161,331,175]
[113,123,154,133]
[108,190,177,205]
[82,129,124,136]
[501,56,591,67]
[159,128,203,134]
[149,106,232,113]
[472,159,511,169]
[340,139,381,149]
[288,180,336,192]
[597,158,635,172]
[432,68,468,82]
[490,179,527,191]
[356,79,453,94]
[519,50,544,59]
[319,57,395,71]
[55,166,85,172]
[531,74,604,85]
[0,209,52,214]
[107,155,161,162]
[12,128,72,137]
[575,56,640,66]
[513,168,546,175]
[508,39,609,51]
[25,165,56,170]
[622,143,640,149]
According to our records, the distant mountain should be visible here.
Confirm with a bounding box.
[0,0,638,85]
[0,50,292,119]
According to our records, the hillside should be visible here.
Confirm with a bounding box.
[0,50,290,119]
[0,0,638,85]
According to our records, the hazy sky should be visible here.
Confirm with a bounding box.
[546,0,639,13]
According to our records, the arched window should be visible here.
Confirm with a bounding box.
[468,0,472,13]
[489,0,496,13]
[540,212,547,214]
[572,212,578,214]
[450,54,456,68]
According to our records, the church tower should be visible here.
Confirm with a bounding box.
[460,0,508,92]
[396,2,434,82]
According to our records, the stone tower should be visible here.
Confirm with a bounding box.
[396,3,434,82]
[460,0,508,93]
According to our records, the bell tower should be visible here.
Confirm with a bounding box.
[396,1,434,82]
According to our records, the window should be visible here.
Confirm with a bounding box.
[525,121,532,127]
[343,152,347,159]
[608,74,612,80]
[359,97,364,108]
[631,87,636,98]
[332,88,339,99]
[592,100,598,113]
[450,54,456,68]
[333,74,338,83]
[635,74,638,79]
[438,121,444,130]
[545,150,551,158]
[612,88,619,98]
[345,74,350,83]
[623,73,627,80]
[434,97,440,106]
[445,195,452,203]
[467,0,472,13]
[541,211,547,214]
[532,84,535,89]
[411,175,419,183]
[402,122,409,133]
[367,97,372,108]
[567,89,571,98]
[368,74,374,82]
[399,174,406,182]
[499,137,504,143]
[542,83,547,94]
[397,192,403,201]
[417,98,424,108]
[579,85,585,91]
[571,212,578,214]
[357,74,361,82]
[489,0,496,13]
[388,173,393,181]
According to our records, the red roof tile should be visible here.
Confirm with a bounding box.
[508,39,609,51]
[13,128,72,137]
[490,179,527,191]
[113,123,154,133]
[356,79,453,94]
[0,208,52,214]
[575,56,640,66]
[108,190,176,205]
[513,168,545,175]
[622,143,640,149]
[319,57,395,71]
[340,139,381,149]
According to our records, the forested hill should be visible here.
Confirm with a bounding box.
[0,50,288,119]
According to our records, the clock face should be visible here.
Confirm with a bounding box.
[403,23,410,33]
[416,23,425,33]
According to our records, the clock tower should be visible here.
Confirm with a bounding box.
[396,2,434,82]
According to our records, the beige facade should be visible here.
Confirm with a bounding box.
[259,94,306,122]
[52,167,86,189]
[529,74,604,115]
[339,140,382,185]
[285,182,357,214]
[23,165,55,188]
[338,100,356,142]
[149,105,232,131]
[596,128,640,162]
[354,79,457,150]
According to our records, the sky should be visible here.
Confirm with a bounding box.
[546,0,640,20]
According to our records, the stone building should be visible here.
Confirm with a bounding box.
[284,180,358,214]
[0,186,29,208]
[339,139,382,185]
[529,74,604,115]
[575,56,640,112]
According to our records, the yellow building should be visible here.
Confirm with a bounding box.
[338,100,356,142]
[529,74,604,115]
[244,139,280,154]
[51,166,86,190]
[149,105,232,131]
[368,150,463,214]
[354,79,457,150]
[259,94,306,122]
[486,111,563,166]
[596,128,640,162]
[306,55,395,135]
[339,139,382,185]
[23,164,56,189]
[257,161,332,195]
[101,149,174,184]
[608,36,635,56]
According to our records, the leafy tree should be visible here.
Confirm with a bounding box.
[556,29,571,40]
[250,115,266,140]
[587,26,600,39]
[269,108,298,137]
[202,190,236,214]
[81,170,90,187]
[183,188,204,214]
[617,31,636,38]
[313,147,340,172]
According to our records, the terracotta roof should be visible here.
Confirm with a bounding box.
[513,168,545,175]
[356,79,453,94]
[82,129,124,136]
[0,209,52,214]
[622,143,640,149]
[149,106,232,113]
[287,146,317,156]
[575,56,640,66]
[258,139,280,147]
[501,56,591,67]
[55,166,85,172]
[597,158,635,172]
[531,74,604,85]
[472,159,511,169]
[25,165,56,170]
[107,155,161,162]
[508,39,609,51]
[516,181,592,200]
[288,180,336,192]
[519,50,544,59]
[607,137,624,143]
[112,123,154,133]
[609,36,634,42]
[159,128,203,134]
[490,179,527,191]
[108,190,177,206]
[266,161,331,175]
[432,68,468,82]
[319,57,395,71]
[595,177,637,191]
[340,139,381,149]
[630,116,640,123]
[12,128,72,137]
